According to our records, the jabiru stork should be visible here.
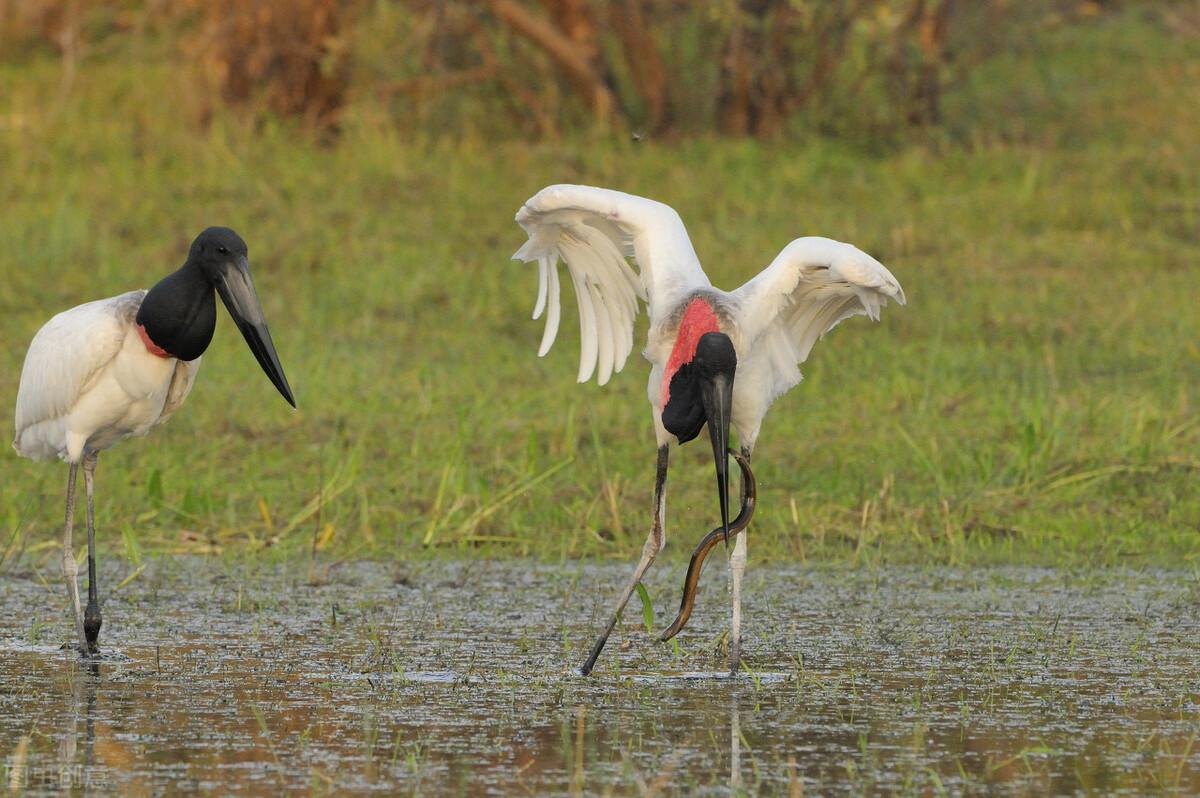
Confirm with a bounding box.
[12,227,295,657]
[510,185,904,675]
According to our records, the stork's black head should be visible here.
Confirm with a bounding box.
[662,331,737,540]
[692,332,737,381]
[189,227,249,278]
[137,227,296,407]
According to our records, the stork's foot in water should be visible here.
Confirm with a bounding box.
[659,450,756,643]
[84,598,102,656]
[60,638,99,658]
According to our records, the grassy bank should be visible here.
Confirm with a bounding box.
[1,10,1197,568]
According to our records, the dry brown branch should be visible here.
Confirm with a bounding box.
[485,0,615,121]
[914,0,954,125]
[608,0,668,132]
[718,18,750,136]
[467,12,558,139]
[185,0,354,131]
[795,0,871,111]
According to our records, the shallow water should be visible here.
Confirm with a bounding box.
[1,559,1197,795]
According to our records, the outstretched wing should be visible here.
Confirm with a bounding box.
[13,291,146,459]
[732,237,904,396]
[512,184,711,385]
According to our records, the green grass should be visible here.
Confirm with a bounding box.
[0,10,1197,567]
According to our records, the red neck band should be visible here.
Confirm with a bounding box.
[137,323,171,359]
[660,298,721,407]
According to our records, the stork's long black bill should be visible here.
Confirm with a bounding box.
[701,373,734,544]
[216,256,296,407]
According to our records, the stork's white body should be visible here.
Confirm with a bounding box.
[513,184,904,453]
[13,290,200,464]
[512,184,905,673]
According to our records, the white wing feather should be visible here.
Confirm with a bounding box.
[733,237,904,396]
[512,184,711,385]
[157,357,202,427]
[13,292,145,457]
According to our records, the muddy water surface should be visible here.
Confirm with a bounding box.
[1,559,1198,795]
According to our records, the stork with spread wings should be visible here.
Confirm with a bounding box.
[512,184,905,676]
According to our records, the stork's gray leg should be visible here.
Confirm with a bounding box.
[61,462,88,654]
[82,453,101,655]
[580,445,669,676]
[729,446,752,674]
[729,533,747,674]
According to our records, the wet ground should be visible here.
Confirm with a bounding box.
[1,558,1197,795]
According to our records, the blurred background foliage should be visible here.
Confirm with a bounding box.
[0,0,1197,565]
[1,0,1187,143]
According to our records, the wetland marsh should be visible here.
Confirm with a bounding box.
[2,559,1197,794]
[2,7,1199,796]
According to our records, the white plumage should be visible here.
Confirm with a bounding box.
[511,184,905,675]
[14,290,200,463]
[514,184,904,450]
[15,226,294,660]
[515,184,710,384]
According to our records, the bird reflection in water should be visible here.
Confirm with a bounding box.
[54,662,103,791]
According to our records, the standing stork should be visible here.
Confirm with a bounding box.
[510,185,904,675]
[13,227,295,657]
